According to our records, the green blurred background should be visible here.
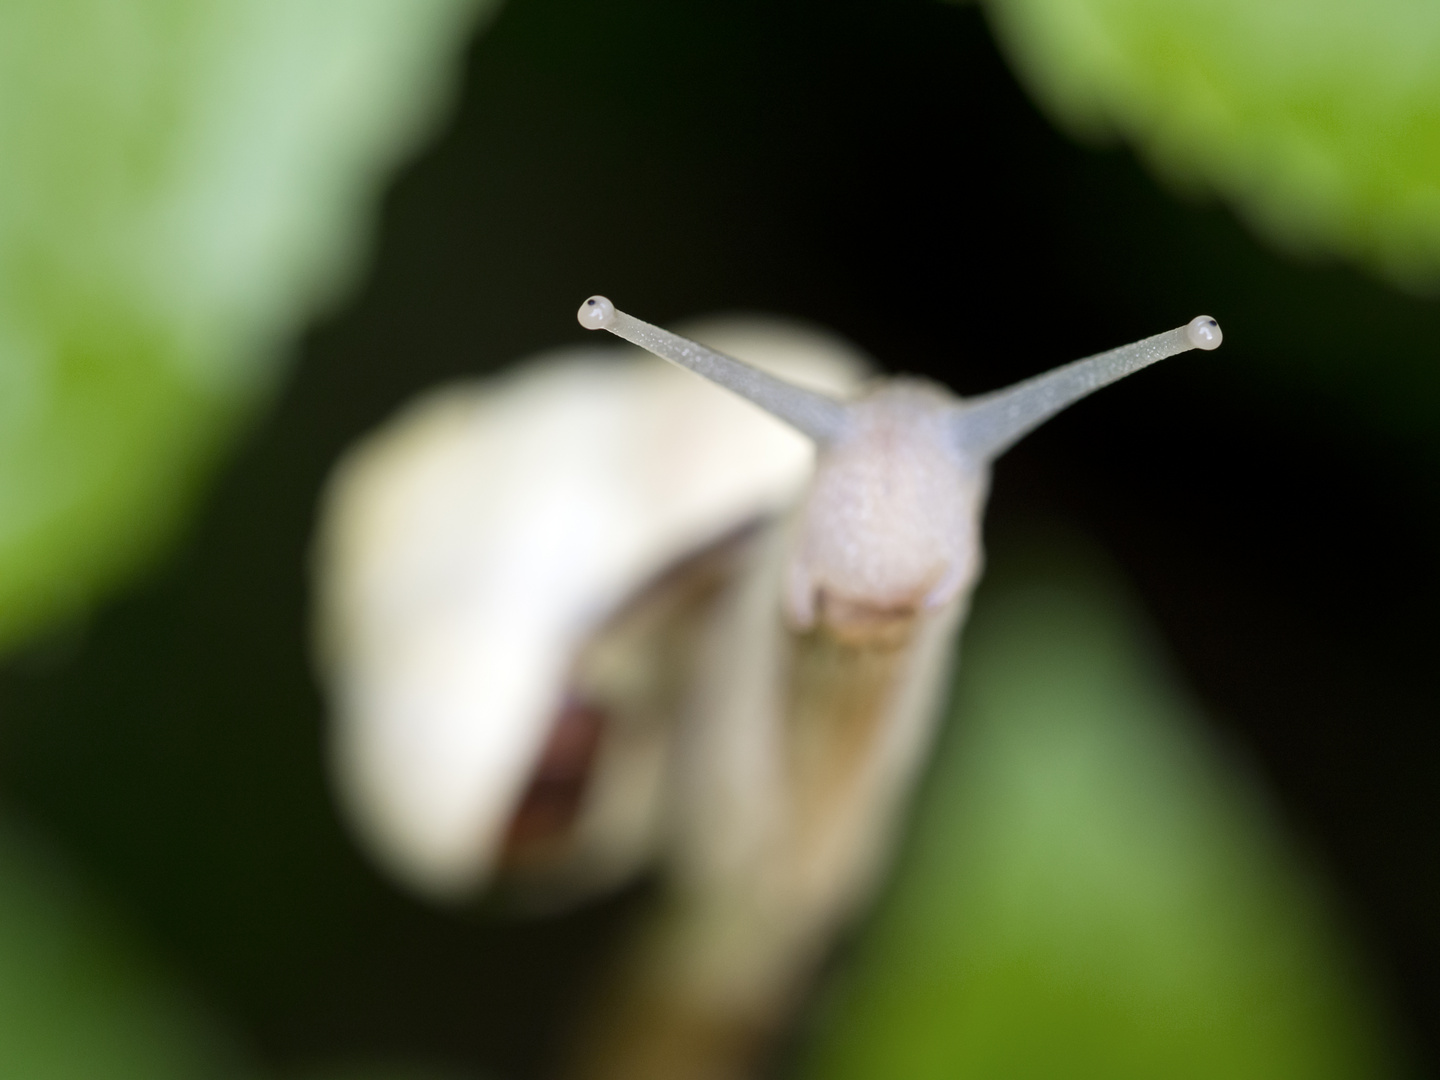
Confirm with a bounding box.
[0,0,1437,1076]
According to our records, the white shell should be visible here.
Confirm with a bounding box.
[312,319,869,899]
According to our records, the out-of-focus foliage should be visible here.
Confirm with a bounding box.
[803,548,1399,1080]
[0,811,484,1080]
[984,0,1440,289]
[0,0,1428,1075]
[0,818,246,1080]
[0,0,497,652]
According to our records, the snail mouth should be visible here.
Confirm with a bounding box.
[813,591,923,650]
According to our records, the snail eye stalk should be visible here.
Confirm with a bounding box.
[580,296,1222,465]
[949,315,1223,461]
[578,295,854,444]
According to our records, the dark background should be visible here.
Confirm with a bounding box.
[1,0,1437,1075]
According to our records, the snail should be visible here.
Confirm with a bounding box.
[313,298,1221,1077]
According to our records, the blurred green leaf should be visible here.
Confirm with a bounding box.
[0,820,246,1079]
[803,545,1400,1080]
[983,0,1440,289]
[0,0,498,650]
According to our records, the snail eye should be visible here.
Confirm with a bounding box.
[1186,315,1223,350]
[577,295,616,330]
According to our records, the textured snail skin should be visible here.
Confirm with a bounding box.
[784,379,987,635]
